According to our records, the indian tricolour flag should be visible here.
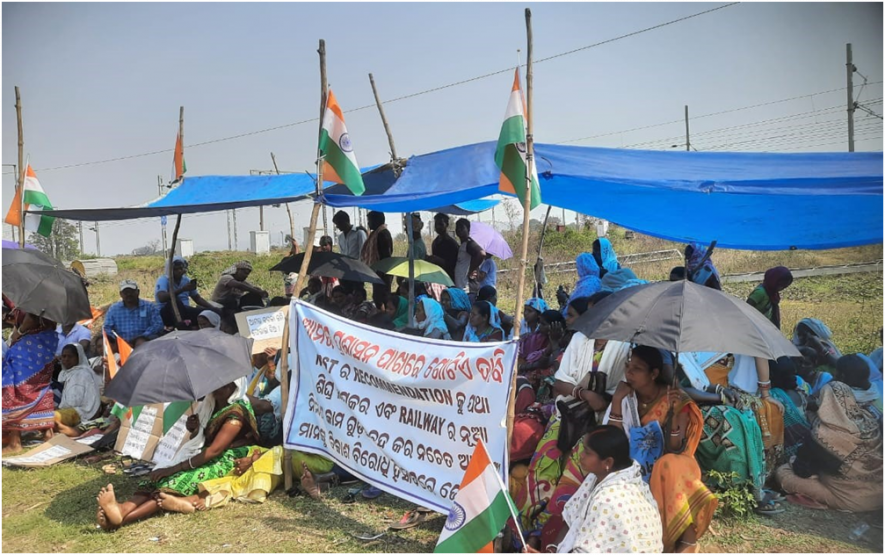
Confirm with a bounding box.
[3,164,55,237]
[435,440,520,553]
[319,88,365,196]
[495,68,541,210]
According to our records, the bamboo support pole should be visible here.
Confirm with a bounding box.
[165,107,185,324]
[16,87,24,248]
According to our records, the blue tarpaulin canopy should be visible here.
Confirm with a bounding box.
[323,142,883,250]
[40,162,499,221]
[39,141,881,250]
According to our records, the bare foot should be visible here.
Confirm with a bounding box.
[96,508,111,531]
[97,485,123,528]
[300,462,321,499]
[157,492,196,514]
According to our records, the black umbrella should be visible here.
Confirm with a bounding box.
[104,329,254,406]
[572,280,800,360]
[1,247,91,325]
[270,251,384,284]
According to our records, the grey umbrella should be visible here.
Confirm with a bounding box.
[104,328,254,406]
[571,280,800,360]
[1,248,92,325]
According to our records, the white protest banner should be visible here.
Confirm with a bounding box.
[283,300,517,513]
[152,406,194,467]
[236,306,289,354]
[119,405,160,460]
[2,435,93,468]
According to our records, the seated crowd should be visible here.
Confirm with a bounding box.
[2,221,882,552]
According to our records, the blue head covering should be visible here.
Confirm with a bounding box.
[595,238,620,274]
[417,298,451,340]
[686,243,721,288]
[464,301,504,343]
[567,253,602,308]
[601,268,648,293]
[520,297,549,335]
[444,287,471,312]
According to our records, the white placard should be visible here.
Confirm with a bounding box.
[75,434,104,446]
[152,413,189,467]
[283,301,517,514]
[236,306,289,354]
[4,445,72,465]
[121,406,159,459]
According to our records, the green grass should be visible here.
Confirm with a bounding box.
[3,459,881,553]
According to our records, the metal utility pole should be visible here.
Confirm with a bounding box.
[226,210,232,250]
[78,221,84,253]
[259,206,264,231]
[684,105,691,151]
[233,209,238,251]
[846,43,855,152]
[158,176,168,253]
[94,221,101,256]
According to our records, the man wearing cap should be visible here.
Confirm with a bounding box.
[103,280,164,344]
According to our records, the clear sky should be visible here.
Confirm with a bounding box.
[2,2,882,256]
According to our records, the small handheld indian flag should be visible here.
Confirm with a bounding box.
[319,88,365,196]
[495,68,541,210]
[4,164,55,237]
[434,440,522,553]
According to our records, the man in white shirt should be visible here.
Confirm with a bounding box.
[333,210,367,259]
[56,322,92,357]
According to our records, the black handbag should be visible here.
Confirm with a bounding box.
[555,371,609,459]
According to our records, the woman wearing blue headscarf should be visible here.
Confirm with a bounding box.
[566,254,602,310]
[600,268,647,293]
[463,301,505,343]
[592,238,620,278]
[440,287,471,340]
[415,298,452,340]
[685,243,722,290]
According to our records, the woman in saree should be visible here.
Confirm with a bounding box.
[746,266,793,329]
[769,357,811,459]
[463,301,504,343]
[95,382,264,530]
[518,293,631,547]
[565,254,602,310]
[518,298,550,365]
[54,344,102,437]
[606,346,717,553]
[519,310,566,396]
[592,238,620,278]
[526,426,663,554]
[384,294,409,330]
[792,318,841,394]
[775,357,883,512]
[684,243,721,290]
[2,311,58,454]
[415,297,452,340]
[439,287,471,340]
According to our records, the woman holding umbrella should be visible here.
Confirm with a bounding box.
[96,381,262,530]
[2,311,58,454]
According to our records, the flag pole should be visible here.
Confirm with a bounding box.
[507,8,536,445]
[165,106,185,325]
[15,87,25,248]
[279,38,328,491]
[368,72,413,325]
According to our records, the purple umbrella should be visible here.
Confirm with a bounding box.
[1,240,37,250]
[469,221,512,260]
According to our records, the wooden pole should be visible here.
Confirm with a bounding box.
[165,106,185,325]
[508,8,536,443]
[15,87,24,248]
[368,73,398,160]
[279,38,328,491]
[846,43,855,152]
[270,152,296,241]
[368,72,412,324]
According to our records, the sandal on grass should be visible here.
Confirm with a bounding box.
[762,489,786,503]
[389,509,428,530]
[755,500,785,516]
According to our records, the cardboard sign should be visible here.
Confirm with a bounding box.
[114,402,194,463]
[236,306,289,354]
[2,435,94,468]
